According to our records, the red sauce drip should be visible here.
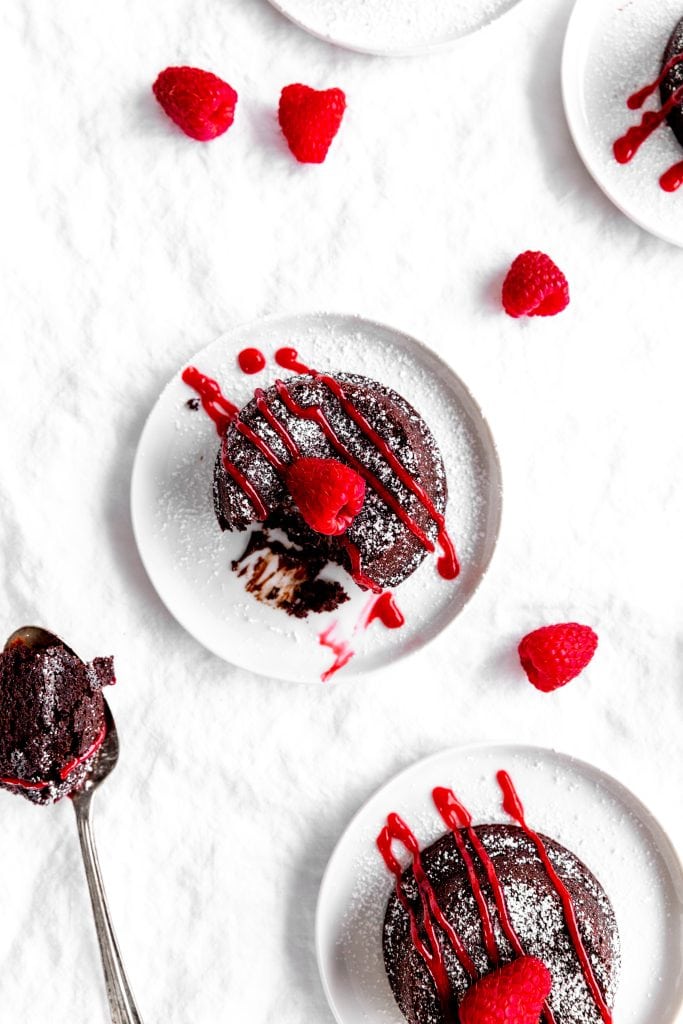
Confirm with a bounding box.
[432,787,499,966]
[436,528,460,580]
[220,450,268,520]
[233,419,287,473]
[275,380,436,553]
[627,52,683,110]
[432,786,557,1024]
[366,591,405,629]
[237,348,266,375]
[316,374,459,581]
[182,366,238,435]
[255,388,300,459]
[318,625,354,682]
[270,347,460,581]
[497,771,612,1024]
[0,721,108,792]
[660,160,683,192]
[614,84,683,164]
[275,347,311,374]
[377,814,476,1022]
[339,537,383,594]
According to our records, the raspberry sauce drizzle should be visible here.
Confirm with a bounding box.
[275,346,311,374]
[318,625,354,682]
[220,451,268,520]
[339,537,383,594]
[237,348,266,375]
[432,787,557,1024]
[432,788,499,966]
[497,771,612,1024]
[366,591,405,629]
[273,347,459,581]
[377,814,476,1023]
[660,160,683,192]
[275,380,435,552]
[614,84,683,163]
[614,54,683,191]
[254,388,300,459]
[0,721,108,792]
[627,52,683,110]
[182,366,238,434]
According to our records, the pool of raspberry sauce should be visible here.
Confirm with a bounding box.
[377,773,612,1024]
[613,53,683,192]
[182,344,460,680]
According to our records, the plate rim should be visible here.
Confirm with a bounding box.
[130,310,504,681]
[263,0,527,58]
[315,740,683,1024]
[561,0,683,249]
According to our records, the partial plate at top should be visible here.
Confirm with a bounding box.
[264,0,526,57]
[563,0,683,246]
[130,313,501,683]
[316,744,683,1024]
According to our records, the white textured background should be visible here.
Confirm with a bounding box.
[1,0,682,1021]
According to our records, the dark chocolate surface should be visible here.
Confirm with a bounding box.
[213,372,447,591]
[382,824,620,1024]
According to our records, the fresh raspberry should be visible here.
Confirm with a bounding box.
[459,957,552,1024]
[153,66,238,141]
[502,251,570,318]
[518,623,598,693]
[284,458,366,535]
[278,84,346,163]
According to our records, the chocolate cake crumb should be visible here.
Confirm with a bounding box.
[232,530,349,618]
[186,397,200,411]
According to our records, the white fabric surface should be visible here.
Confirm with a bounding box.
[1,0,682,1020]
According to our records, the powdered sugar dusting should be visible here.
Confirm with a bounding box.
[268,0,523,53]
[382,826,620,1024]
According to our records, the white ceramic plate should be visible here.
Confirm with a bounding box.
[563,0,683,247]
[316,744,683,1024]
[264,0,525,57]
[131,313,502,683]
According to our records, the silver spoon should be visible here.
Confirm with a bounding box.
[4,627,144,1024]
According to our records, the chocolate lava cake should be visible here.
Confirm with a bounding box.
[0,628,115,805]
[213,372,447,591]
[382,825,620,1024]
[661,17,683,149]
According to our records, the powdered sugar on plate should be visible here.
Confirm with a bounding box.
[562,0,683,246]
[266,0,524,55]
[131,312,502,683]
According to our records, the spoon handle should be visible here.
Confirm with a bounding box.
[72,793,144,1024]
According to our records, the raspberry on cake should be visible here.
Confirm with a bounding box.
[378,774,620,1024]
[0,628,114,805]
